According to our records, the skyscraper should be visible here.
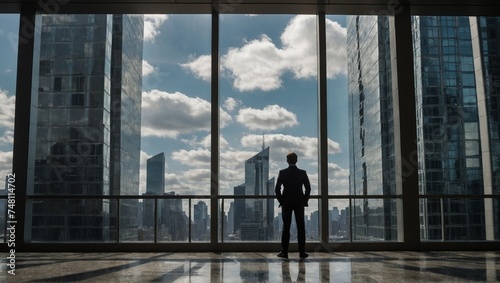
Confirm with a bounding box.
[146,153,165,195]
[347,16,397,241]
[30,14,144,241]
[347,15,499,241]
[143,152,165,230]
[238,146,275,241]
[193,200,209,240]
[412,16,485,240]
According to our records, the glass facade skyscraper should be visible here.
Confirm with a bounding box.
[347,16,398,241]
[348,15,500,241]
[143,152,165,231]
[30,14,144,242]
[413,16,485,240]
[232,146,275,240]
[146,152,165,195]
[474,17,500,239]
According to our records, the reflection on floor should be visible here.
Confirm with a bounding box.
[2,251,499,282]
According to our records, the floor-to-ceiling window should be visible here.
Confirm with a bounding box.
[25,13,213,243]
[139,14,212,242]
[4,1,500,251]
[0,13,19,243]
[413,15,500,241]
[325,15,351,243]
[218,14,319,242]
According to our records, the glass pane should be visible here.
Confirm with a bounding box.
[221,198,279,242]
[27,13,212,242]
[156,198,190,242]
[414,16,484,196]
[326,15,350,196]
[352,198,398,241]
[119,198,141,241]
[141,14,212,197]
[328,199,351,242]
[30,14,140,241]
[305,199,319,241]
[342,15,400,242]
[413,16,500,241]
[218,14,319,242]
[0,14,19,243]
[341,15,397,196]
[28,199,117,242]
[494,198,500,240]
[420,198,488,241]
[138,198,155,242]
[191,198,210,242]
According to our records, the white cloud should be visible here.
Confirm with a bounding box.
[0,89,15,129]
[236,104,298,130]
[182,134,229,150]
[241,133,341,161]
[0,151,13,191]
[325,18,348,78]
[0,130,13,145]
[328,162,350,194]
[328,162,349,178]
[222,35,285,91]
[167,149,212,194]
[144,14,168,42]
[186,15,347,92]
[142,60,156,77]
[223,97,241,112]
[141,89,232,138]
[165,173,188,192]
[171,148,210,168]
[280,15,319,78]
[180,55,211,81]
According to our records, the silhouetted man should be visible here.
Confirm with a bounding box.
[275,152,311,259]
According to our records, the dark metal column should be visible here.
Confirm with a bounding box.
[210,10,220,249]
[389,6,420,249]
[317,12,330,251]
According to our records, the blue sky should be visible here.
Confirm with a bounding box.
[0,14,350,202]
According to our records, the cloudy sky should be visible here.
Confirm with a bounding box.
[0,14,18,192]
[0,14,350,211]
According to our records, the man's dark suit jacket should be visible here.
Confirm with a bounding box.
[275,165,311,207]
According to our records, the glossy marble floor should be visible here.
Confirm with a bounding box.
[2,251,499,282]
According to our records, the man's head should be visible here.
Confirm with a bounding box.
[286,152,298,165]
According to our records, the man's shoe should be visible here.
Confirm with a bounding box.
[299,252,309,258]
[277,251,288,259]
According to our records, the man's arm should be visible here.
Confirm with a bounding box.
[275,170,283,206]
[303,171,311,205]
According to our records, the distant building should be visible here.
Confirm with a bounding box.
[143,153,165,230]
[193,200,209,240]
[146,153,165,195]
[239,146,275,241]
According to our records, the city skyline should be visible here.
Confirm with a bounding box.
[1,13,499,243]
